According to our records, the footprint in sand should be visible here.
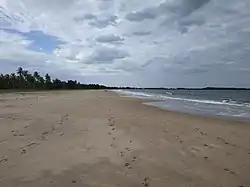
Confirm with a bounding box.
[108,116,116,126]
[120,151,125,157]
[141,177,150,187]
[125,148,132,152]
[125,162,132,169]
[224,168,236,175]
[200,132,207,136]
[0,156,8,164]
[132,156,137,162]
[217,137,236,147]
[42,131,49,136]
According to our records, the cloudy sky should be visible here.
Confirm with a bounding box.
[0,0,250,87]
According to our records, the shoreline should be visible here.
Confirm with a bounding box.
[113,91,250,125]
[0,90,250,187]
[113,90,250,123]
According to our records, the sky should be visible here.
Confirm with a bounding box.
[0,0,250,87]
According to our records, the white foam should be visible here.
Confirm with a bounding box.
[114,90,250,108]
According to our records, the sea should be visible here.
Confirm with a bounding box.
[115,89,250,122]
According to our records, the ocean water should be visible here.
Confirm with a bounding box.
[115,89,250,122]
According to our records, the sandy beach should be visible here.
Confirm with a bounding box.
[0,90,249,187]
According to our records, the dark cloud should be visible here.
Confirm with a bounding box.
[125,0,210,23]
[132,31,151,36]
[88,46,130,63]
[83,13,96,20]
[89,15,118,28]
[95,34,124,44]
[180,0,210,16]
[75,13,118,28]
[125,8,157,22]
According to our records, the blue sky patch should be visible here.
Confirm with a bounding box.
[2,29,63,53]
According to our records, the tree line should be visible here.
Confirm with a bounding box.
[0,67,107,90]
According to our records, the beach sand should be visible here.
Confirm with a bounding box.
[0,90,249,187]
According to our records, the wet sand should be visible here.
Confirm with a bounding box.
[0,90,250,187]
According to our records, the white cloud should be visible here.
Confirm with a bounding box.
[0,0,250,87]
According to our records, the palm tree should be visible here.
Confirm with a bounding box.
[27,73,36,89]
[33,71,39,81]
[17,67,23,77]
[17,67,23,88]
[45,73,51,89]
[0,74,4,89]
[33,71,39,88]
[22,70,29,88]
[10,73,16,89]
[4,74,10,89]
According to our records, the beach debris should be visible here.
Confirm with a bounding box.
[141,177,150,187]
[72,180,76,183]
[0,156,8,164]
[204,144,209,147]
[112,128,115,131]
[21,149,26,154]
[24,125,29,128]
[204,156,208,160]
[129,140,132,143]
[180,140,183,143]
[120,151,125,157]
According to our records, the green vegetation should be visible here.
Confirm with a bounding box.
[0,67,106,90]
